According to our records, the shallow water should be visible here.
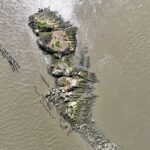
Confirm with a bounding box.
[0,0,150,150]
[75,0,150,150]
[0,1,91,150]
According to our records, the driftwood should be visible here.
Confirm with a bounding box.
[0,45,20,72]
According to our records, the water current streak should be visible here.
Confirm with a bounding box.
[0,45,20,72]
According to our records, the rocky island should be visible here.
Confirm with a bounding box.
[29,8,120,150]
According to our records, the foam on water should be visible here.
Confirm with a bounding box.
[36,0,79,25]
[35,0,102,27]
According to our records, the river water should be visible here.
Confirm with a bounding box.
[0,0,150,150]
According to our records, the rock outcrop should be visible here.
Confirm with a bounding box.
[51,60,73,77]
[29,8,77,58]
[29,8,120,150]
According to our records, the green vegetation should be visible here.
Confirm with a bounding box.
[36,21,51,32]
[55,40,61,47]
[39,32,52,37]
[51,39,62,48]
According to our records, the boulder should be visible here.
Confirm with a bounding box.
[57,77,79,91]
[37,31,71,58]
[65,101,77,119]
[29,8,77,58]
[51,61,73,77]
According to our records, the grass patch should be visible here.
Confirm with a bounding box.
[36,21,51,32]
[51,39,62,48]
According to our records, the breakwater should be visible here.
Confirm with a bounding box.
[28,8,120,150]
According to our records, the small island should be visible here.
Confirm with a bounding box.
[29,8,120,150]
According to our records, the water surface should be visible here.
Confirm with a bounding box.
[75,0,150,150]
[0,1,91,150]
[0,0,150,150]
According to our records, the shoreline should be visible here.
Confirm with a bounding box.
[28,8,120,150]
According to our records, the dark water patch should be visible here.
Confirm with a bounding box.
[0,45,20,72]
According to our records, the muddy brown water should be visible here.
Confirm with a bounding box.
[76,0,150,150]
[0,0,150,150]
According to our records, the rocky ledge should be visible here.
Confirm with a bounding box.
[29,8,77,58]
[29,8,120,150]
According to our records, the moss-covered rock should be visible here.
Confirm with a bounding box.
[29,8,77,58]
[37,30,71,58]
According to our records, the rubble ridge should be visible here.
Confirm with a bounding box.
[29,8,120,150]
